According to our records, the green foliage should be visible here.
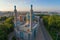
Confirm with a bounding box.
[0,17,14,40]
[0,30,8,40]
[12,37,16,40]
[0,16,8,21]
[4,17,13,23]
[42,15,60,40]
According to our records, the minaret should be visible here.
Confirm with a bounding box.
[14,5,17,27]
[31,5,33,13]
[30,4,33,31]
[14,6,17,18]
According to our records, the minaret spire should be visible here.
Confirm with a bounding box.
[14,5,17,19]
[14,6,17,14]
[14,5,17,27]
[31,5,33,11]
[30,4,33,31]
[31,4,33,14]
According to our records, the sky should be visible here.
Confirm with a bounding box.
[0,0,60,11]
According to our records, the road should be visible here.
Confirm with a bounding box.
[36,18,53,40]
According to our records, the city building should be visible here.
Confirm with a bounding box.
[14,5,39,40]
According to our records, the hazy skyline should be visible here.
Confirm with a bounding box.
[0,0,60,12]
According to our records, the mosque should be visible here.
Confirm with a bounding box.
[14,5,39,40]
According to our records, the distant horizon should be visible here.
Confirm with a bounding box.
[0,0,60,12]
[0,10,60,13]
